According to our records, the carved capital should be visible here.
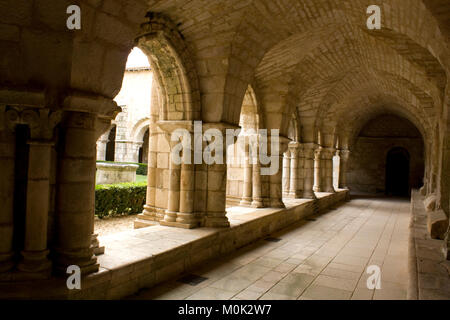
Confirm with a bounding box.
[2,106,61,139]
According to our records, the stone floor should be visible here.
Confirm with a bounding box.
[127,196,411,300]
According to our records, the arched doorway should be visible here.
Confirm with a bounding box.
[385,147,410,197]
[105,125,116,162]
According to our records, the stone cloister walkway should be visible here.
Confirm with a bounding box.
[128,197,411,300]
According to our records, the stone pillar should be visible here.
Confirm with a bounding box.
[163,138,181,224]
[321,147,335,193]
[176,139,198,228]
[339,149,350,189]
[302,143,317,199]
[282,151,291,196]
[156,121,199,229]
[17,140,53,277]
[55,111,99,275]
[313,147,323,192]
[0,124,15,273]
[269,137,289,208]
[203,123,236,228]
[140,123,158,222]
[289,142,301,198]
[240,143,253,206]
[251,140,264,208]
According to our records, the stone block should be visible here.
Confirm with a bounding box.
[424,194,437,212]
[427,210,449,240]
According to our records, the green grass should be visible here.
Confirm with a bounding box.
[136,175,147,183]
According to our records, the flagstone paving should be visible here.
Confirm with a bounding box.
[128,197,411,300]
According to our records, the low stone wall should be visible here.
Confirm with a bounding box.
[0,190,348,299]
[408,190,450,300]
[96,162,139,184]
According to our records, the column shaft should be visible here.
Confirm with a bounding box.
[55,111,98,275]
[0,130,15,272]
[240,144,252,206]
[339,150,350,189]
[302,143,317,199]
[17,141,53,276]
[313,148,323,192]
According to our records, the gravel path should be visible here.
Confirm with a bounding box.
[94,215,137,236]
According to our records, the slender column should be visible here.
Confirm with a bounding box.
[164,139,181,223]
[177,146,198,228]
[269,137,289,208]
[240,143,253,206]
[55,111,98,275]
[282,151,291,196]
[289,142,301,198]
[17,140,53,276]
[321,147,335,193]
[251,141,264,208]
[302,143,317,199]
[0,127,15,273]
[96,132,108,161]
[313,147,323,192]
[142,124,158,219]
[339,149,350,189]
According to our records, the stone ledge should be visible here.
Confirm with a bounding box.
[0,190,348,299]
[408,190,450,300]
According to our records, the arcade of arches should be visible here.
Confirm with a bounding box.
[0,0,449,299]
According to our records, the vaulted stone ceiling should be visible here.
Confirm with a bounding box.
[146,0,449,146]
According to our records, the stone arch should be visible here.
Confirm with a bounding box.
[131,117,151,143]
[135,13,201,121]
[226,85,265,207]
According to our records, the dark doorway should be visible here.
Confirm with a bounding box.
[105,126,116,162]
[385,147,410,197]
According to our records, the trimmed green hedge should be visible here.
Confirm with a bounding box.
[95,182,147,218]
[96,161,148,175]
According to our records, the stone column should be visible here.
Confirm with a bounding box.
[289,142,301,198]
[203,123,236,228]
[269,137,289,208]
[321,147,335,193]
[0,121,15,273]
[240,143,253,206]
[177,146,198,228]
[282,150,291,196]
[142,124,158,219]
[17,140,53,277]
[313,147,323,192]
[302,143,317,199]
[55,111,98,275]
[339,149,350,189]
[251,140,264,208]
[163,138,181,223]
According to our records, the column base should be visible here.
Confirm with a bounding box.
[289,191,303,199]
[204,214,230,228]
[91,234,105,256]
[303,190,317,199]
[239,198,253,207]
[270,198,285,208]
[163,210,177,223]
[134,214,160,228]
[54,248,99,276]
[0,252,14,273]
[17,250,52,279]
[251,199,264,208]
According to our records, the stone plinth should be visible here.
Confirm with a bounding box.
[96,163,139,185]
